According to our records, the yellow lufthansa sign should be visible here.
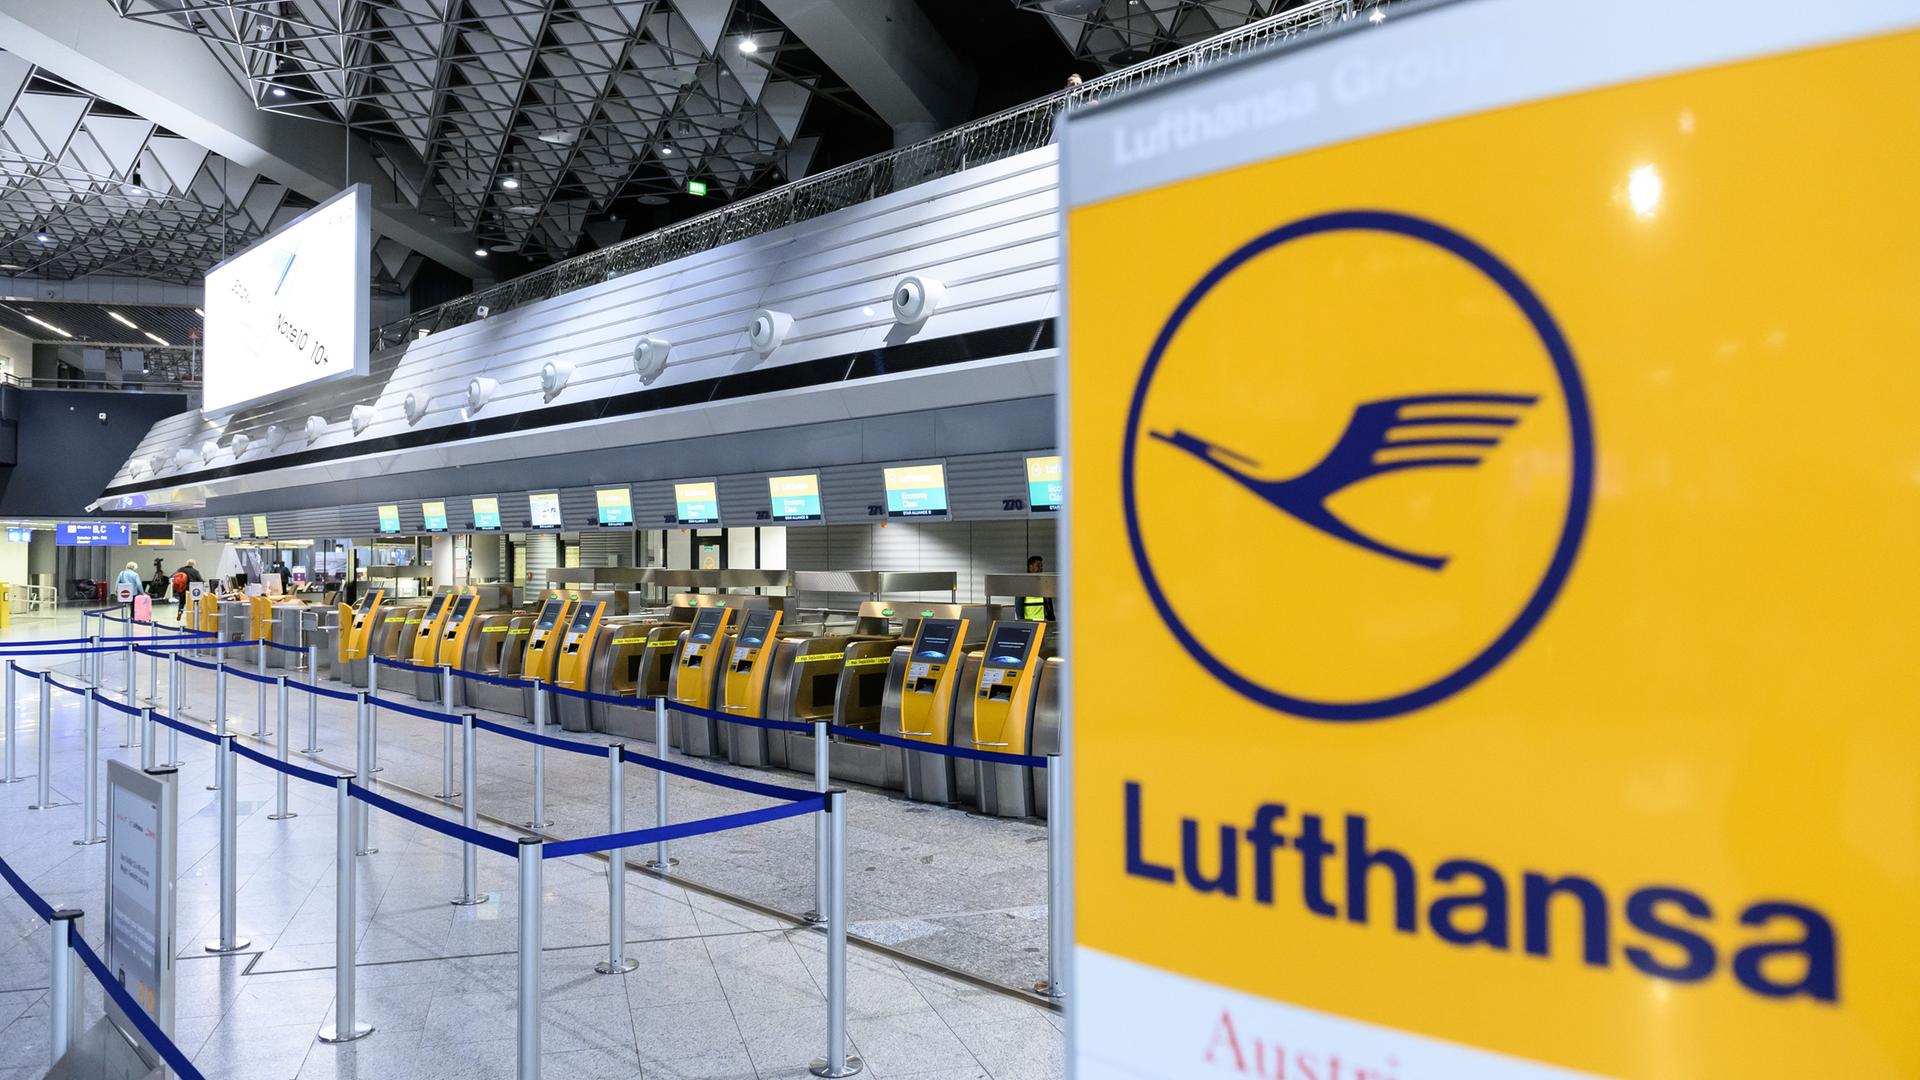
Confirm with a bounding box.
[1064,3,1919,1078]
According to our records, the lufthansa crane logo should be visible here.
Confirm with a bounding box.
[1122,211,1594,722]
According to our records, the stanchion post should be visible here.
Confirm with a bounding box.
[436,665,458,800]
[164,651,182,767]
[318,772,374,1044]
[354,693,377,856]
[646,698,675,870]
[75,691,104,846]
[1038,754,1068,1000]
[368,660,382,773]
[140,707,155,771]
[30,671,55,809]
[516,837,543,1080]
[85,634,99,688]
[118,671,137,748]
[810,790,860,1078]
[303,644,322,755]
[206,734,249,952]
[253,641,268,738]
[452,714,487,906]
[595,743,636,974]
[209,661,228,791]
[269,676,296,820]
[147,639,158,705]
[48,909,83,1066]
[1,658,19,783]
[528,676,545,728]
[807,719,830,923]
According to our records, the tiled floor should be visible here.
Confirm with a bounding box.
[0,612,1065,1079]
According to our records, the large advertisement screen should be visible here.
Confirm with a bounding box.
[201,185,370,416]
[884,463,948,519]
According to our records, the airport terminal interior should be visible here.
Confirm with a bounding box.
[0,1,1911,1079]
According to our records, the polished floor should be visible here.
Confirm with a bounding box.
[0,611,1065,1079]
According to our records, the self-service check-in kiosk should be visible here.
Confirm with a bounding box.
[553,600,608,730]
[953,620,1053,818]
[407,592,456,700]
[421,592,480,703]
[336,589,387,684]
[720,608,785,766]
[464,594,568,718]
[590,613,697,739]
[888,616,969,803]
[668,605,735,757]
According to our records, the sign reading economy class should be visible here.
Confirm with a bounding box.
[768,473,823,523]
[1062,3,1919,1078]
[883,462,948,519]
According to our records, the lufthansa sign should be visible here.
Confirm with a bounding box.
[1063,1,1920,1078]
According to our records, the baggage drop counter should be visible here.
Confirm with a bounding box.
[358,600,425,689]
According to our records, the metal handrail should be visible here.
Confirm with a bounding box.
[368,0,1382,351]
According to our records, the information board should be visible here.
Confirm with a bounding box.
[105,760,176,1060]
[4,527,27,543]
[421,500,448,533]
[594,487,632,526]
[1025,455,1062,513]
[226,517,243,540]
[56,522,130,547]
[134,523,175,546]
[674,480,719,525]
[472,496,501,531]
[1062,3,1920,1077]
[528,492,563,529]
[768,473,823,523]
[377,504,401,534]
[251,515,269,539]
[883,462,948,519]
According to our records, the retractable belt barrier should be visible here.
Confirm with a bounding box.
[827,723,1052,768]
[473,717,603,757]
[347,782,521,856]
[151,711,220,745]
[370,656,440,677]
[226,667,276,686]
[94,693,140,717]
[289,679,358,703]
[451,668,534,690]
[231,740,343,789]
[544,796,826,859]
[368,694,459,725]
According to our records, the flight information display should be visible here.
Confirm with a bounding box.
[595,487,632,526]
[202,185,370,415]
[675,480,719,525]
[421,500,448,532]
[472,497,501,530]
[529,492,563,529]
[768,473,823,523]
[1026,455,1062,513]
[377,504,401,533]
[226,517,243,540]
[884,462,948,519]
[135,523,174,546]
[914,619,958,662]
[57,522,130,547]
[252,515,270,538]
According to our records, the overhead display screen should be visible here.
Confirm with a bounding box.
[595,487,632,526]
[768,473,823,523]
[1026,455,1062,513]
[57,522,130,547]
[884,462,949,519]
[421,500,448,533]
[377,504,401,534]
[201,185,371,416]
[135,523,175,546]
[528,492,563,529]
[4,528,28,543]
[226,517,243,540]
[251,514,270,539]
[472,496,501,531]
[674,480,719,525]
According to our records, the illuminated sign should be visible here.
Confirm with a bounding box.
[1025,455,1062,513]
[883,462,947,519]
[767,473,822,523]
[251,515,269,539]
[472,496,501,531]
[674,480,719,525]
[594,487,632,526]
[421,500,447,533]
[135,523,175,546]
[377,504,401,534]
[226,517,243,540]
[56,522,130,546]
[528,492,563,529]
[4,528,28,543]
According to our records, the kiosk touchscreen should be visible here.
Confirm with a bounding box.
[553,600,606,690]
[520,594,577,683]
[338,588,386,663]
[898,617,967,742]
[969,620,1047,753]
[721,608,784,718]
[673,606,735,712]
[436,593,479,666]
[409,592,453,667]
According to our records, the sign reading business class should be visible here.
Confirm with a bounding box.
[1063,3,1917,1078]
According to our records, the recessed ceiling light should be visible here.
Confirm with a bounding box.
[0,263,21,271]
[271,85,288,98]
[474,247,488,257]
[738,38,758,54]
[489,244,516,253]
[500,176,520,190]
[23,314,70,338]
[194,307,205,316]
[144,331,170,347]
[35,234,50,244]
[108,310,138,329]
[506,205,538,215]
[659,145,673,155]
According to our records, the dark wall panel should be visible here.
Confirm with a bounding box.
[0,390,189,517]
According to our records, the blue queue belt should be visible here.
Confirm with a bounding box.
[152,711,220,745]
[226,666,277,685]
[177,655,220,672]
[673,699,811,734]
[826,723,1051,768]
[0,645,129,658]
[451,668,533,690]
[289,679,358,703]
[45,675,89,697]
[93,692,141,717]
[544,796,827,859]
[623,745,822,801]
[70,935,207,1080]
[473,717,605,757]
[543,683,657,708]
[231,740,342,788]
[368,694,460,725]
[372,656,442,676]
[348,782,519,857]
[0,853,55,922]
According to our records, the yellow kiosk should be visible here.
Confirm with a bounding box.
[337,588,386,664]
[669,605,734,757]
[406,591,455,700]
[720,607,784,765]
[552,599,606,694]
[959,619,1047,817]
[428,592,481,703]
[520,593,578,686]
[893,615,968,803]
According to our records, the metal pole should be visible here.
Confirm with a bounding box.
[1038,754,1068,1000]
[74,692,103,845]
[369,659,382,773]
[646,698,673,870]
[206,734,249,952]
[86,634,99,687]
[165,650,182,767]
[436,664,457,800]
[516,837,543,1080]
[318,773,374,1043]
[125,640,135,701]
[808,720,830,923]
[118,680,137,748]
[1,659,19,783]
[810,790,860,1078]
[147,639,158,705]
[140,707,155,771]
[452,714,486,906]
[354,693,377,856]
[269,676,295,820]
[253,640,268,738]
[595,744,635,974]
[209,661,227,791]
[48,909,82,1066]
[30,671,54,809]
[303,644,322,754]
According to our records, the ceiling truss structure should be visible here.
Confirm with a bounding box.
[112,0,824,261]
[0,48,422,287]
[1014,0,1306,66]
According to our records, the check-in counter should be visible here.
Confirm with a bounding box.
[268,603,308,668]
[301,606,339,677]
[461,611,539,716]
[593,619,690,739]
[417,593,483,704]
[217,600,252,645]
[357,600,425,689]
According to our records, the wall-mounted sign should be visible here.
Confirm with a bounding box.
[56,522,131,547]
[421,500,448,533]
[4,527,29,543]
[105,760,176,1062]
[883,462,948,519]
[594,487,632,526]
[135,523,175,546]
[674,480,719,525]
[472,496,501,531]
[1025,455,1062,513]
[377,504,401,534]
[226,517,243,540]
[528,492,563,529]
[768,473,823,523]
[251,514,269,539]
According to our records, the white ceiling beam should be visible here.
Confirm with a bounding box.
[756,0,974,142]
